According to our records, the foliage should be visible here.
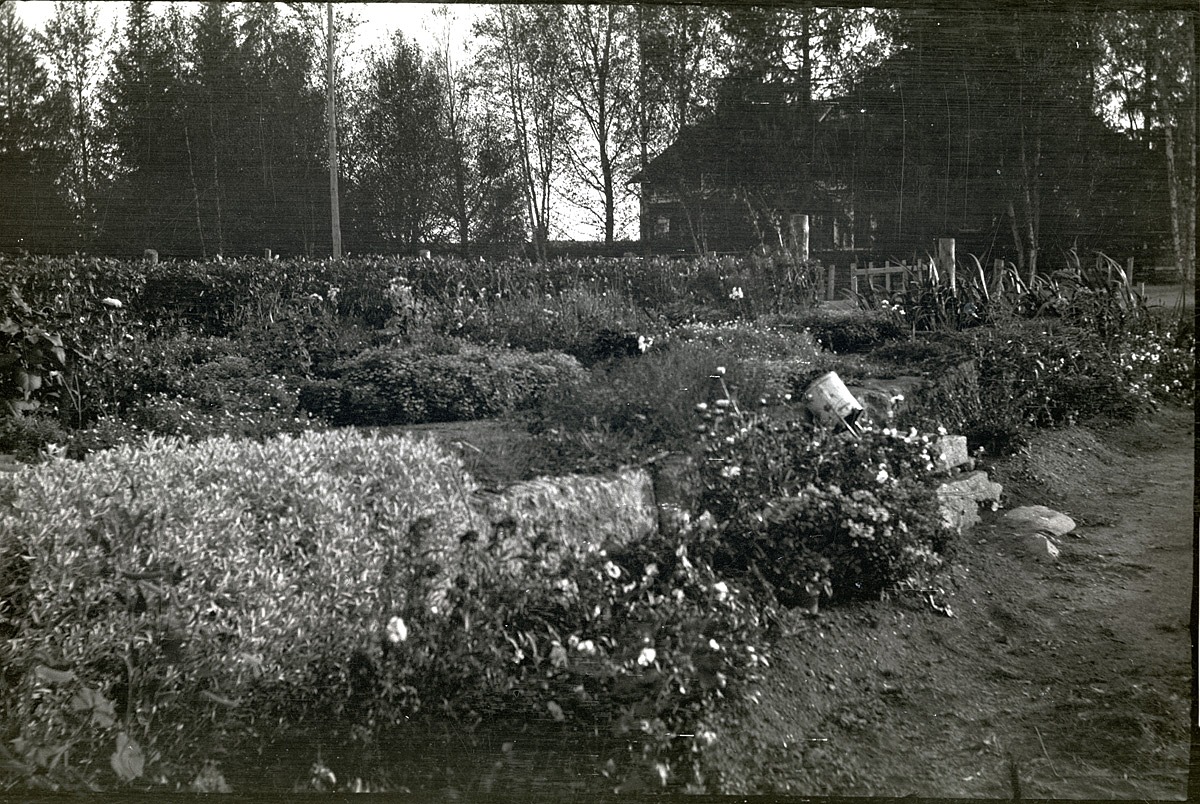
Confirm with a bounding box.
[527,340,787,474]
[349,31,446,251]
[0,288,71,417]
[0,427,775,793]
[0,430,480,791]
[968,322,1150,430]
[851,256,991,332]
[773,307,906,353]
[0,414,68,463]
[694,385,954,605]
[324,342,585,426]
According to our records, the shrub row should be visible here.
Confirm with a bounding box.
[305,343,586,426]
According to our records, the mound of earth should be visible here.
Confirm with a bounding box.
[704,404,1194,799]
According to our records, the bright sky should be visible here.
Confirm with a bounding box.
[12,1,482,64]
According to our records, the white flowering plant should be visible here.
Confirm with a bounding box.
[695,391,954,605]
[362,513,776,794]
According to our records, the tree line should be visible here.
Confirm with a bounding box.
[0,2,1193,278]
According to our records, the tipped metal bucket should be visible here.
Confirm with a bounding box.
[803,371,863,435]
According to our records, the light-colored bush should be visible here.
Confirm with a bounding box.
[0,429,479,785]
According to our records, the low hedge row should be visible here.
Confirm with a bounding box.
[304,343,586,426]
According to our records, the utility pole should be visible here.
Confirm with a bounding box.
[327,1,342,258]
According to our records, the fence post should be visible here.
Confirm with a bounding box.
[826,263,836,301]
[938,238,956,291]
[1126,257,1134,288]
[143,249,158,265]
[850,261,859,296]
[263,248,273,260]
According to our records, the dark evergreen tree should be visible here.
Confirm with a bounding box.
[0,1,72,252]
[39,0,105,248]
[97,1,192,254]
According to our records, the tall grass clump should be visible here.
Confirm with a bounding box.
[526,340,790,474]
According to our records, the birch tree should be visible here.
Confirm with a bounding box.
[475,5,573,259]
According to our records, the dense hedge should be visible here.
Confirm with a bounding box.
[309,343,586,426]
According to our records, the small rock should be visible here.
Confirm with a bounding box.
[937,470,1003,532]
[1020,532,1061,560]
[1003,505,1076,537]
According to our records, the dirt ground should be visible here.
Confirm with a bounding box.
[703,403,1194,798]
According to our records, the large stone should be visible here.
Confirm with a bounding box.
[476,469,656,559]
[1003,505,1076,537]
[936,470,1002,532]
[934,435,971,472]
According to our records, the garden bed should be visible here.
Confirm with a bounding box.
[0,253,1193,794]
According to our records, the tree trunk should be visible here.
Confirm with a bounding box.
[1154,24,1197,282]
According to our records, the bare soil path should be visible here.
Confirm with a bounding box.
[705,404,1194,799]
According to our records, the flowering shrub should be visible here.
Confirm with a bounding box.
[693,384,953,605]
[366,515,776,793]
[968,323,1154,428]
[527,341,786,474]
[1115,322,1195,406]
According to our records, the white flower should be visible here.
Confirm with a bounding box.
[644,563,659,578]
[386,616,408,644]
[576,639,597,656]
[720,465,741,478]
[695,402,708,412]
[715,398,731,408]
[708,638,721,651]
[604,561,621,579]
[101,297,123,308]
[875,468,889,484]
[715,366,726,376]
[637,647,657,667]
[728,286,744,300]
[713,581,729,601]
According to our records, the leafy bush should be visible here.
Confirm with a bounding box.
[77,338,317,443]
[0,415,69,462]
[321,343,585,426]
[967,322,1153,429]
[349,509,775,794]
[0,430,480,790]
[772,308,906,354]
[694,394,953,605]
